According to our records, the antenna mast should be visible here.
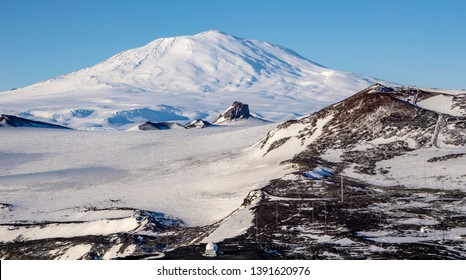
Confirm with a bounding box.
[341,175,344,203]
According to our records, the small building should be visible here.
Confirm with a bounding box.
[420,226,432,234]
[203,242,218,257]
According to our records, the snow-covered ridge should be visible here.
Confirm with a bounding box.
[259,84,466,189]
[0,30,383,129]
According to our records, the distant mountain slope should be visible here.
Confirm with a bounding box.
[0,31,382,129]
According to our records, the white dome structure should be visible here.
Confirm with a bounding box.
[204,242,218,257]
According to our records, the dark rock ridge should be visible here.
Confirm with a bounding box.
[184,119,213,129]
[260,83,466,174]
[138,121,186,130]
[137,101,271,130]
[138,120,214,130]
[213,101,250,124]
[0,114,71,129]
[213,101,268,124]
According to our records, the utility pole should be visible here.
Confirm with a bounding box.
[424,160,428,198]
[255,214,259,244]
[275,201,279,230]
[442,217,445,242]
[341,175,344,203]
[424,160,427,187]
[324,202,327,226]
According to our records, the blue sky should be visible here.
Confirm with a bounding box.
[1,0,465,91]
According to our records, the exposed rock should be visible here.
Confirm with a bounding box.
[213,101,252,124]
[427,153,466,163]
[184,119,213,129]
[260,84,466,174]
[138,121,186,130]
[0,114,71,129]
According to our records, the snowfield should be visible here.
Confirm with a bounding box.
[0,124,287,229]
[343,147,466,190]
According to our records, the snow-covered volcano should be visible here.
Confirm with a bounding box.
[0,30,380,129]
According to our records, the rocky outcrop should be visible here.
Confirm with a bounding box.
[184,119,213,129]
[213,101,270,124]
[0,114,71,129]
[138,121,186,130]
[213,101,251,124]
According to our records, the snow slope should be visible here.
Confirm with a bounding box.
[0,30,381,129]
[0,124,288,227]
[259,84,466,190]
